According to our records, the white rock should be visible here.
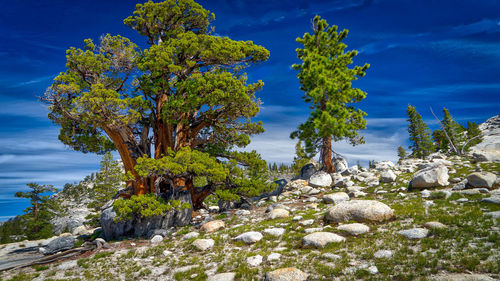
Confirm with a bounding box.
[182,231,200,240]
[309,171,333,188]
[467,172,497,188]
[265,267,308,281]
[247,255,263,267]
[209,206,220,212]
[192,239,215,251]
[337,223,369,236]
[71,225,89,236]
[150,235,163,244]
[368,265,378,274]
[322,253,342,260]
[374,250,393,259]
[263,228,285,237]
[421,189,431,198]
[484,211,500,219]
[292,216,303,221]
[308,188,321,195]
[201,220,225,233]
[267,252,281,261]
[268,208,290,220]
[323,192,350,204]
[304,197,318,203]
[207,273,236,281]
[324,200,394,223]
[334,157,349,173]
[162,249,173,256]
[375,161,395,171]
[380,170,397,183]
[398,228,429,239]
[57,260,78,270]
[411,165,449,189]
[304,227,324,233]
[302,232,345,248]
[233,231,263,244]
[424,221,447,229]
[299,219,314,226]
[235,210,251,216]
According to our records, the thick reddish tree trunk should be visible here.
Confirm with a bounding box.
[321,136,335,173]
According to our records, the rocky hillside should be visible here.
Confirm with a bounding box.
[470,115,500,162]
[0,117,499,281]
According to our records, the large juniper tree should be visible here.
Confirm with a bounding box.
[42,0,271,209]
[291,16,369,173]
[406,105,435,159]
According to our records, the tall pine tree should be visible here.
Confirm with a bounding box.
[406,105,435,159]
[442,108,466,153]
[291,16,369,173]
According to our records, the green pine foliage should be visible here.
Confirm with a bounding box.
[290,15,369,171]
[442,108,466,153]
[86,152,125,226]
[406,105,435,159]
[113,194,190,222]
[397,145,407,161]
[291,141,311,174]
[10,183,58,240]
[42,0,271,208]
[464,121,483,151]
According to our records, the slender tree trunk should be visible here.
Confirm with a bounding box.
[321,136,335,173]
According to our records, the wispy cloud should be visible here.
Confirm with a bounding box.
[0,98,49,118]
[7,75,54,88]
[358,17,500,55]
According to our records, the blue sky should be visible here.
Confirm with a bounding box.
[1,0,499,220]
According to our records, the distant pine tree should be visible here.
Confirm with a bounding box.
[432,129,447,151]
[441,108,466,153]
[291,141,311,174]
[406,105,435,159]
[397,146,407,161]
[463,121,483,152]
[14,183,57,239]
[87,152,124,212]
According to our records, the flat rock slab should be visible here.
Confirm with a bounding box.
[484,211,500,219]
[0,247,44,271]
[337,223,370,236]
[233,231,263,244]
[481,196,500,204]
[323,192,350,204]
[398,228,429,239]
[324,200,394,223]
[265,267,308,281]
[429,273,497,281]
[263,228,285,237]
[207,272,236,281]
[302,232,345,248]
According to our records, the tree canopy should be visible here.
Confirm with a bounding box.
[406,105,435,159]
[290,16,369,173]
[42,0,271,209]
